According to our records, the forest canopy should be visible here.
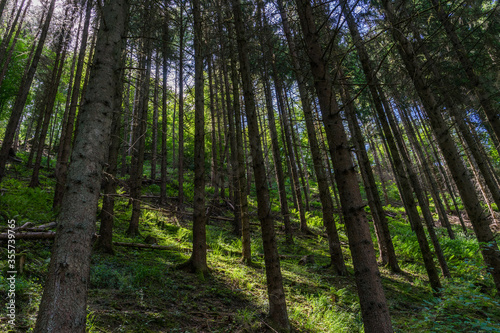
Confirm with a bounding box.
[0,0,499,332]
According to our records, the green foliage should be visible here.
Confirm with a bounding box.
[0,177,57,224]
[410,281,500,332]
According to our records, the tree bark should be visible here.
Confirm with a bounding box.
[296,1,393,331]
[160,9,169,204]
[277,0,346,274]
[127,5,152,236]
[53,0,93,209]
[179,0,208,275]
[341,0,442,292]
[381,0,500,292]
[231,0,290,330]
[34,0,129,330]
[177,3,185,208]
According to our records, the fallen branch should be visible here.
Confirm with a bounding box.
[23,222,57,232]
[0,231,56,240]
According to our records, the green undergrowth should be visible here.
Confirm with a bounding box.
[1,156,500,332]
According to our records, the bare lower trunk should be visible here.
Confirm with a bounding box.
[182,0,207,275]
[296,1,393,331]
[34,0,128,330]
[232,0,289,330]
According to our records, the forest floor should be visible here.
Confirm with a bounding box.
[1,154,500,332]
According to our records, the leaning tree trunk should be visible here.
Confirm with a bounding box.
[34,0,129,330]
[337,65,400,272]
[381,0,500,292]
[341,0,442,291]
[296,0,393,331]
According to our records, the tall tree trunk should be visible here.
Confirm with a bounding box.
[338,66,400,272]
[127,6,152,236]
[208,55,219,200]
[53,0,93,209]
[296,1,393,331]
[284,89,310,212]
[180,0,207,275]
[231,0,290,330]
[341,0,442,291]
[95,55,126,254]
[177,3,185,208]
[224,58,242,236]
[257,2,292,243]
[398,105,455,239]
[0,0,56,183]
[151,56,159,180]
[262,70,293,244]
[381,0,500,291]
[275,79,309,234]
[277,0,346,274]
[34,0,129,330]
[160,11,169,204]
[30,6,76,187]
[381,89,450,278]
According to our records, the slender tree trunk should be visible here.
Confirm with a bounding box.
[229,40,251,264]
[398,105,455,239]
[381,0,500,291]
[275,79,309,234]
[296,1,393,331]
[160,12,169,204]
[381,90,450,278]
[276,0,346,274]
[208,55,219,198]
[180,0,208,275]
[53,0,93,209]
[341,0,442,291]
[262,68,293,244]
[368,134,390,205]
[338,66,400,272]
[0,0,55,183]
[34,0,129,330]
[177,3,185,208]
[231,0,290,330]
[224,55,242,236]
[30,6,76,187]
[127,7,152,236]
[151,57,159,180]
